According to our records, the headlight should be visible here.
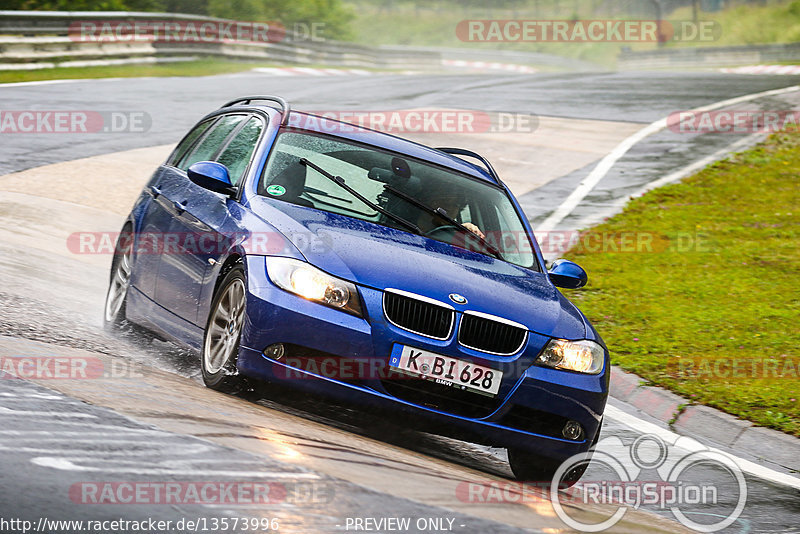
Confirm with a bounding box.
[266,257,363,316]
[535,339,605,374]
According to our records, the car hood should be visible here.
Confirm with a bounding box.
[249,198,587,339]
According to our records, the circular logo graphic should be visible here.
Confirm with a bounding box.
[449,293,468,304]
[630,434,668,469]
[267,184,286,196]
[550,434,748,533]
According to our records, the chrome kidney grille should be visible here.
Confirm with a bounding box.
[383,290,528,355]
[383,290,454,340]
[458,312,528,355]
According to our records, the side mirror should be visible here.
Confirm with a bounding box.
[187,161,237,197]
[548,259,588,289]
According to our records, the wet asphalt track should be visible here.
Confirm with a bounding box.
[1,70,799,533]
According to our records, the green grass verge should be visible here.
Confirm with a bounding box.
[563,129,800,436]
[0,58,292,84]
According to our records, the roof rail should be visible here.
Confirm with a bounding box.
[436,147,500,183]
[222,95,291,126]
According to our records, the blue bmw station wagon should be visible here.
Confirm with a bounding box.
[104,96,609,482]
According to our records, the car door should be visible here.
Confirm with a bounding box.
[131,117,216,299]
[154,114,265,325]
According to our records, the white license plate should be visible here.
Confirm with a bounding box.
[389,345,502,397]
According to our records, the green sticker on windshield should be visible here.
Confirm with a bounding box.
[267,184,286,196]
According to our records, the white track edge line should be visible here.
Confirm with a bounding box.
[605,405,800,490]
[536,84,800,233]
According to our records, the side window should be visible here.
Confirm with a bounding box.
[178,115,247,171]
[168,119,215,167]
[493,203,529,266]
[493,204,513,234]
[215,117,264,186]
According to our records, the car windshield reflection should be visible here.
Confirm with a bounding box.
[259,130,537,269]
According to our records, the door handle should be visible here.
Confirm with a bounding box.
[173,200,188,214]
[149,185,162,198]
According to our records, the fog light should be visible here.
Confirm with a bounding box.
[264,343,285,360]
[562,420,583,440]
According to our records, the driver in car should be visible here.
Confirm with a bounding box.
[419,189,485,239]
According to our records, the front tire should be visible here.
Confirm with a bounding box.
[507,450,589,486]
[201,266,247,392]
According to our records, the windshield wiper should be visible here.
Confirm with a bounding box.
[383,184,503,260]
[299,158,421,235]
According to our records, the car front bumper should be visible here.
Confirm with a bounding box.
[238,256,608,462]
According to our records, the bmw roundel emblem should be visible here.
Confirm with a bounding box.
[449,293,468,305]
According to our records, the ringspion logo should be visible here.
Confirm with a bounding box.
[551,435,747,532]
[457,435,749,532]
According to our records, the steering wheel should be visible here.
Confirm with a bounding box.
[424,224,460,239]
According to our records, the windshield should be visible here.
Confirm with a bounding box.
[259,130,538,269]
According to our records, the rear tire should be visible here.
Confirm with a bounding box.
[103,227,155,344]
[201,266,247,392]
[103,227,134,333]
